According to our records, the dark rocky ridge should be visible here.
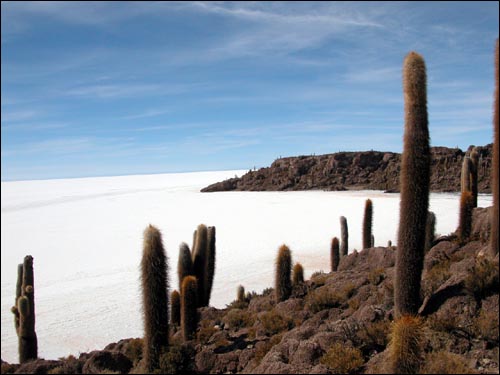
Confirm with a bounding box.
[201,144,493,193]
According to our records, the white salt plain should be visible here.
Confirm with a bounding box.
[1,170,493,362]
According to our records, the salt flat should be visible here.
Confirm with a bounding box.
[1,170,493,362]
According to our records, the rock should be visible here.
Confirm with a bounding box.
[13,359,62,374]
[201,145,493,193]
[82,351,132,374]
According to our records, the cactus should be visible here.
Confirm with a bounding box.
[491,39,499,256]
[340,216,349,256]
[177,242,193,291]
[11,256,38,363]
[275,244,292,302]
[470,147,480,208]
[461,156,472,193]
[204,226,216,307]
[292,263,304,286]
[395,52,431,317]
[458,190,474,243]
[331,237,340,272]
[362,199,373,249]
[192,224,208,308]
[371,234,375,248]
[388,315,424,374]
[388,240,392,247]
[181,276,198,341]
[237,285,245,302]
[171,290,181,327]
[141,225,169,371]
[424,211,436,253]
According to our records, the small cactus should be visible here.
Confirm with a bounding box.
[340,216,349,256]
[141,225,169,371]
[177,242,193,291]
[363,199,373,249]
[12,256,38,363]
[388,240,393,247]
[292,263,304,286]
[171,290,181,327]
[192,224,208,308]
[237,285,245,302]
[388,315,424,374]
[181,276,198,341]
[331,237,340,272]
[424,211,436,253]
[275,244,292,302]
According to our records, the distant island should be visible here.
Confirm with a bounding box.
[201,144,493,193]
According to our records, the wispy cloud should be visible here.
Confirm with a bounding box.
[120,109,170,120]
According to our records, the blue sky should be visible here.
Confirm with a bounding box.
[1,1,499,181]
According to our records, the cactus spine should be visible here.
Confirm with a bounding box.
[192,224,208,308]
[204,226,216,307]
[395,52,431,317]
[340,216,349,256]
[491,39,499,256]
[470,147,479,208]
[171,290,181,327]
[181,276,198,341]
[292,263,304,286]
[362,199,373,249]
[12,256,38,363]
[331,237,340,272]
[388,315,424,374]
[177,242,193,291]
[275,244,292,302]
[237,285,245,302]
[141,225,169,371]
[424,211,436,253]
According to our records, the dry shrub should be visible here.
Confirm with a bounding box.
[357,320,391,352]
[254,334,283,364]
[310,271,329,287]
[426,310,459,333]
[368,268,385,285]
[320,343,364,374]
[158,344,195,374]
[474,308,499,342]
[196,325,217,345]
[465,258,499,300]
[259,311,294,336]
[420,351,476,374]
[306,283,356,313]
[421,260,451,298]
[224,308,255,330]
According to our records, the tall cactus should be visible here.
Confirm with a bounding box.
[470,147,479,208]
[340,216,349,256]
[424,211,436,253]
[171,290,181,327]
[177,242,193,291]
[181,276,198,341]
[458,190,474,243]
[141,225,169,371]
[11,256,38,363]
[461,156,472,193]
[192,224,208,308]
[362,199,373,249]
[395,52,431,317]
[204,226,216,307]
[491,39,499,256]
[275,244,292,302]
[292,263,304,286]
[331,237,340,272]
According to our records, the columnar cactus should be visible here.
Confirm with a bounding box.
[491,39,499,256]
[424,211,436,253]
[362,199,373,249]
[292,263,304,286]
[181,276,198,341]
[371,234,375,248]
[177,242,193,291]
[470,147,480,208]
[458,190,474,243]
[141,225,169,371]
[388,315,424,374]
[331,237,340,272]
[395,52,431,317]
[204,226,216,307]
[171,290,181,327]
[11,256,38,363]
[461,156,472,193]
[340,216,349,256]
[237,285,245,302]
[192,224,208,308]
[275,244,292,302]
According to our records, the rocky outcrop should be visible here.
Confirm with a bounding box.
[201,144,493,193]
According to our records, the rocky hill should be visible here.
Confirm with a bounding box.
[201,145,493,193]
[2,207,498,374]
